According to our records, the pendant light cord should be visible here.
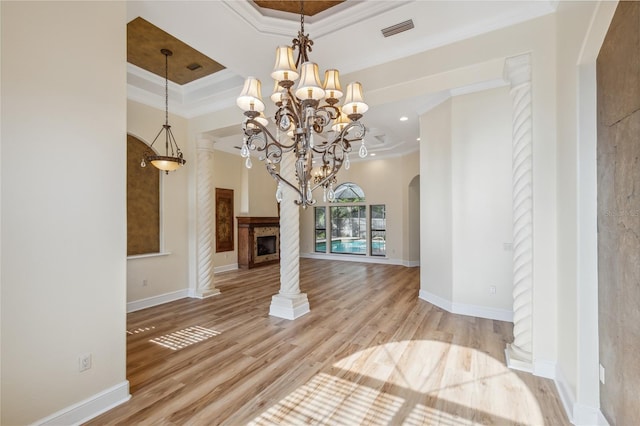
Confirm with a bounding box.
[164,51,169,127]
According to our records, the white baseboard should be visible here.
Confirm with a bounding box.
[214,263,238,274]
[404,260,420,267]
[419,289,452,312]
[418,289,513,322]
[554,364,609,426]
[300,252,404,266]
[127,289,188,313]
[36,381,130,425]
[573,403,609,426]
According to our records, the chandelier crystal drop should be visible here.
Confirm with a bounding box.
[142,49,186,174]
[236,3,369,207]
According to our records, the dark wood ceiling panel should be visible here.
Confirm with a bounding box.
[253,0,344,16]
[127,17,225,85]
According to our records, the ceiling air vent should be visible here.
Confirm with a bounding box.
[381,19,414,38]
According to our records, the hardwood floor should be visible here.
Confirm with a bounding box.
[87,259,569,425]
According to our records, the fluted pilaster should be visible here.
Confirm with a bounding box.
[269,151,310,319]
[195,138,220,299]
[504,54,533,371]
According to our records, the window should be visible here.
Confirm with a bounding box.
[333,182,365,203]
[330,205,367,255]
[370,205,386,256]
[314,207,326,253]
[314,183,387,257]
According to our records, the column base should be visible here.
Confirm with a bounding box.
[269,293,310,320]
[505,343,533,373]
[194,288,221,299]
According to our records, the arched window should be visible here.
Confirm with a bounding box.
[333,182,365,203]
[127,134,160,255]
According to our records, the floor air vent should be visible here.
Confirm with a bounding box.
[381,19,414,38]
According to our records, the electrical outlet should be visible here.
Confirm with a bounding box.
[142,279,148,287]
[489,285,497,294]
[79,353,92,372]
[599,363,605,384]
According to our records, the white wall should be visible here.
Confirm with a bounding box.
[353,12,559,364]
[1,2,128,424]
[451,88,513,310]
[555,2,617,423]
[299,153,419,266]
[127,100,190,305]
[419,88,513,318]
[419,99,454,303]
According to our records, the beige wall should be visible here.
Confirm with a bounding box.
[127,100,190,303]
[300,153,419,265]
[210,150,277,270]
[1,2,128,424]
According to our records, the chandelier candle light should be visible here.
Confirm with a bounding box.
[236,6,369,207]
[142,48,186,174]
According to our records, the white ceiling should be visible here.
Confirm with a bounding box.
[126,0,557,159]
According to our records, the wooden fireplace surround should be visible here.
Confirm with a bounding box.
[237,216,280,269]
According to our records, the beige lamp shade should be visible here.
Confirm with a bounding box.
[331,113,351,133]
[271,80,287,104]
[247,112,269,130]
[323,69,343,100]
[342,82,368,117]
[295,62,325,101]
[237,77,265,112]
[149,157,183,172]
[271,46,299,82]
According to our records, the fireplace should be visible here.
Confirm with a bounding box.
[237,217,280,269]
[257,235,277,256]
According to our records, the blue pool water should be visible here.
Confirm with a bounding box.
[316,239,386,255]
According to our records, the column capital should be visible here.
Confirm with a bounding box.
[504,53,531,89]
[196,137,215,152]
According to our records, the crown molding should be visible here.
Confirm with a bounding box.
[221,0,412,39]
[127,63,243,118]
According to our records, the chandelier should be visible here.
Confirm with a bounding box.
[236,4,369,207]
[312,161,337,202]
[141,48,186,174]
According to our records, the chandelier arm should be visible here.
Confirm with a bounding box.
[283,85,304,123]
[148,125,166,150]
[243,119,297,151]
[166,126,181,157]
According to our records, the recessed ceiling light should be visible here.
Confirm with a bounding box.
[416,137,421,141]
[370,153,376,156]
[400,116,408,121]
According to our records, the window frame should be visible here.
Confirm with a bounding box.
[314,206,327,253]
[370,204,386,257]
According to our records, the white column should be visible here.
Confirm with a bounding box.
[269,151,310,319]
[194,138,221,299]
[504,54,534,372]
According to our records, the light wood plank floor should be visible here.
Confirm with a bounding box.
[87,259,568,425]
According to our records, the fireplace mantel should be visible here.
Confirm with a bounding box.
[237,217,280,269]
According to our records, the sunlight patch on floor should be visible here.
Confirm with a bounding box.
[249,372,404,425]
[126,326,156,335]
[149,325,221,350]
[404,403,474,426]
[332,339,545,424]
